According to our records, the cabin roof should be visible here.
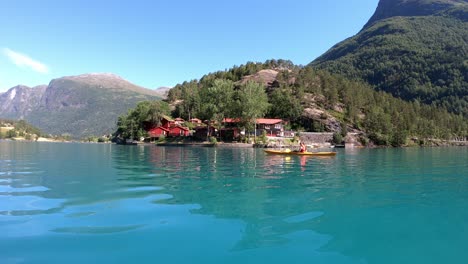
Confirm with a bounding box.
[256,118,283,125]
[223,118,283,125]
[149,126,170,132]
[171,125,190,131]
[161,115,173,121]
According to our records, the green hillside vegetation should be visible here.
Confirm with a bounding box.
[312,5,468,117]
[120,60,467,146]
[168,60,296,122]
[0,119,43,140]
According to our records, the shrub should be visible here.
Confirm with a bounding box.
[257,130,268,144]
[332,132,343,145]
[157,135,166,143]
[209,136,218,144]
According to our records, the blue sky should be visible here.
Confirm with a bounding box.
[0,0,378,92]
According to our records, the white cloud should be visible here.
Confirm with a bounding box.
[3,48,49,74]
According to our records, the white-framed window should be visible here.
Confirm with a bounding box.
[275,124,282,129]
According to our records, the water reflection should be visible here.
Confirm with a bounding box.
[112,145,342,251]
[2,142,468,263]
[110,146,468,262]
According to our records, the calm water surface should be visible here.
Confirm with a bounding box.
[0,141,467,263]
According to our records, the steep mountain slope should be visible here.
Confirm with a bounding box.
[312,0,468,117]
[0,74,161,138]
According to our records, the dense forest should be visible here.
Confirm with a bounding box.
[313,8,468,117]
[116,60,467,147]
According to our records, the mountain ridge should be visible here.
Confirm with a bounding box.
[0,73,161,138]
[364,0,467,28]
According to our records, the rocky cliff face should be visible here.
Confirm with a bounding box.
[0,85,47,119]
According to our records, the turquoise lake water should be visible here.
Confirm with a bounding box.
[0,141,467,263]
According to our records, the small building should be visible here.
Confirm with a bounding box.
[223,118,285,137]
[168,125,190,137]
[174,117,185,125]
[189,118,202,125]
[160,115,174,129]
[145,115,191,139]
[256,118,284,137]
[194,126,217,140]
[148,126,169,138]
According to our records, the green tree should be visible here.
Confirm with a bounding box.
[200,79,235,136]
[268,86,303,121]
[147,101,171,126]
[174,81,201,120]
[391,128,407,147]
[364,107,392,145]
[237,81,270,141]
[115,100,170,140]
[340,122,348,138]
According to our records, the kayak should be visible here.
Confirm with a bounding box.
[264,149,337,156]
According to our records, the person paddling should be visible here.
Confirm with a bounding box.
[299,141,306,153]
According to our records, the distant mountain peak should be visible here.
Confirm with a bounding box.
[48,73,160,97]
[364,0,467,28]
[70,73,125,80]
[59,73,126,83]
[153,86,172,99]
[11,84,31,90]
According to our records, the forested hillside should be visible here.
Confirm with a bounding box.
[164,60,467,146]
[312,0,468,117]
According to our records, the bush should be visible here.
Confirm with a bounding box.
[209,136,218,144]
[157,135,166,143]
[391,130,407,147]
[257,130,268,144]
[369,132,389,146]
[358,135,369,146]
[332,132,343,145]
[6,129,16,138]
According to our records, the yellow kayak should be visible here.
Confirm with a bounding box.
[264,149,337,156]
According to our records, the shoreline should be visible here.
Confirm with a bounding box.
[1,138,467,148]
